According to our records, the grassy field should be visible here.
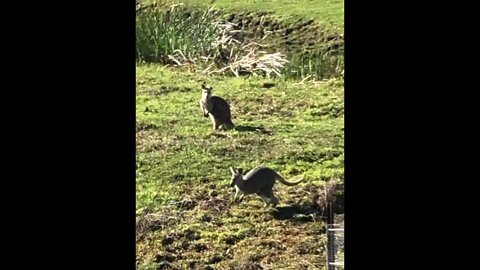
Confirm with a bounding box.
[174,0,343,27]
[136,1,344,269]
[140,0,343,28]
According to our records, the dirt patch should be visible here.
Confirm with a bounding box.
[150,85,193,96]
[136,210,186,241]
[197,196,230,213]
[206,255,224,264]
[177,199,198,210]
[281,149,343,164]
[310,102,344,118]
[155,254,178,263]
[136,120,159,132]
[194,243,208,252]
[180,229,202,241]
[136,133,185,153]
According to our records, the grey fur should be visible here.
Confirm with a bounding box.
[229,166,304,207]
[199,83,235,131]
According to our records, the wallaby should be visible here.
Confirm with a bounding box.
[229,166,305,207]
[199,82,235,131]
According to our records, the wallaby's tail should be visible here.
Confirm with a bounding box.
[275,172,305,186]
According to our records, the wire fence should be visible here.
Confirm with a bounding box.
[326,222,344,269]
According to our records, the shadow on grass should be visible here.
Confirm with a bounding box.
[234,125,272,135]
[270,200,344,223]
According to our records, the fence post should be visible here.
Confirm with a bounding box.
[327,202,335,270]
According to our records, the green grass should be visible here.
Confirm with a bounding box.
[144,0,344,28]
[136,4,220,63]
[137,1,344,80]
[136,0,344,268]
[136,64,344,268]
[136,64,343,210]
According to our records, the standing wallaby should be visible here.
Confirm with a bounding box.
[229,166,305,207]
[199,82,235,131]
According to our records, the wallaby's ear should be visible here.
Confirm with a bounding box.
[229,167,236,174]
[201,81,211,88]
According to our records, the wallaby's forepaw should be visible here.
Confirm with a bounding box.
[203,113,209,117]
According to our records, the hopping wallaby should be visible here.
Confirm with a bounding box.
[199,82,235,131]
[229,166,305,207]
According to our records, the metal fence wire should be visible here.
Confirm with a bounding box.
[327,223,344,270]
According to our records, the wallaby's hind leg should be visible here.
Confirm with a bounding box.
[213,120,220,131]
[263,190,279,207]
[270,196,279,207]
[221,124,230,131]
[257,192,273,208]
[209,115,220,131]
[220,122,234,131]
[260,196,269,207]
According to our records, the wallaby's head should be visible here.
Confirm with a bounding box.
[229,167,243,187]
[201,82,213,95]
